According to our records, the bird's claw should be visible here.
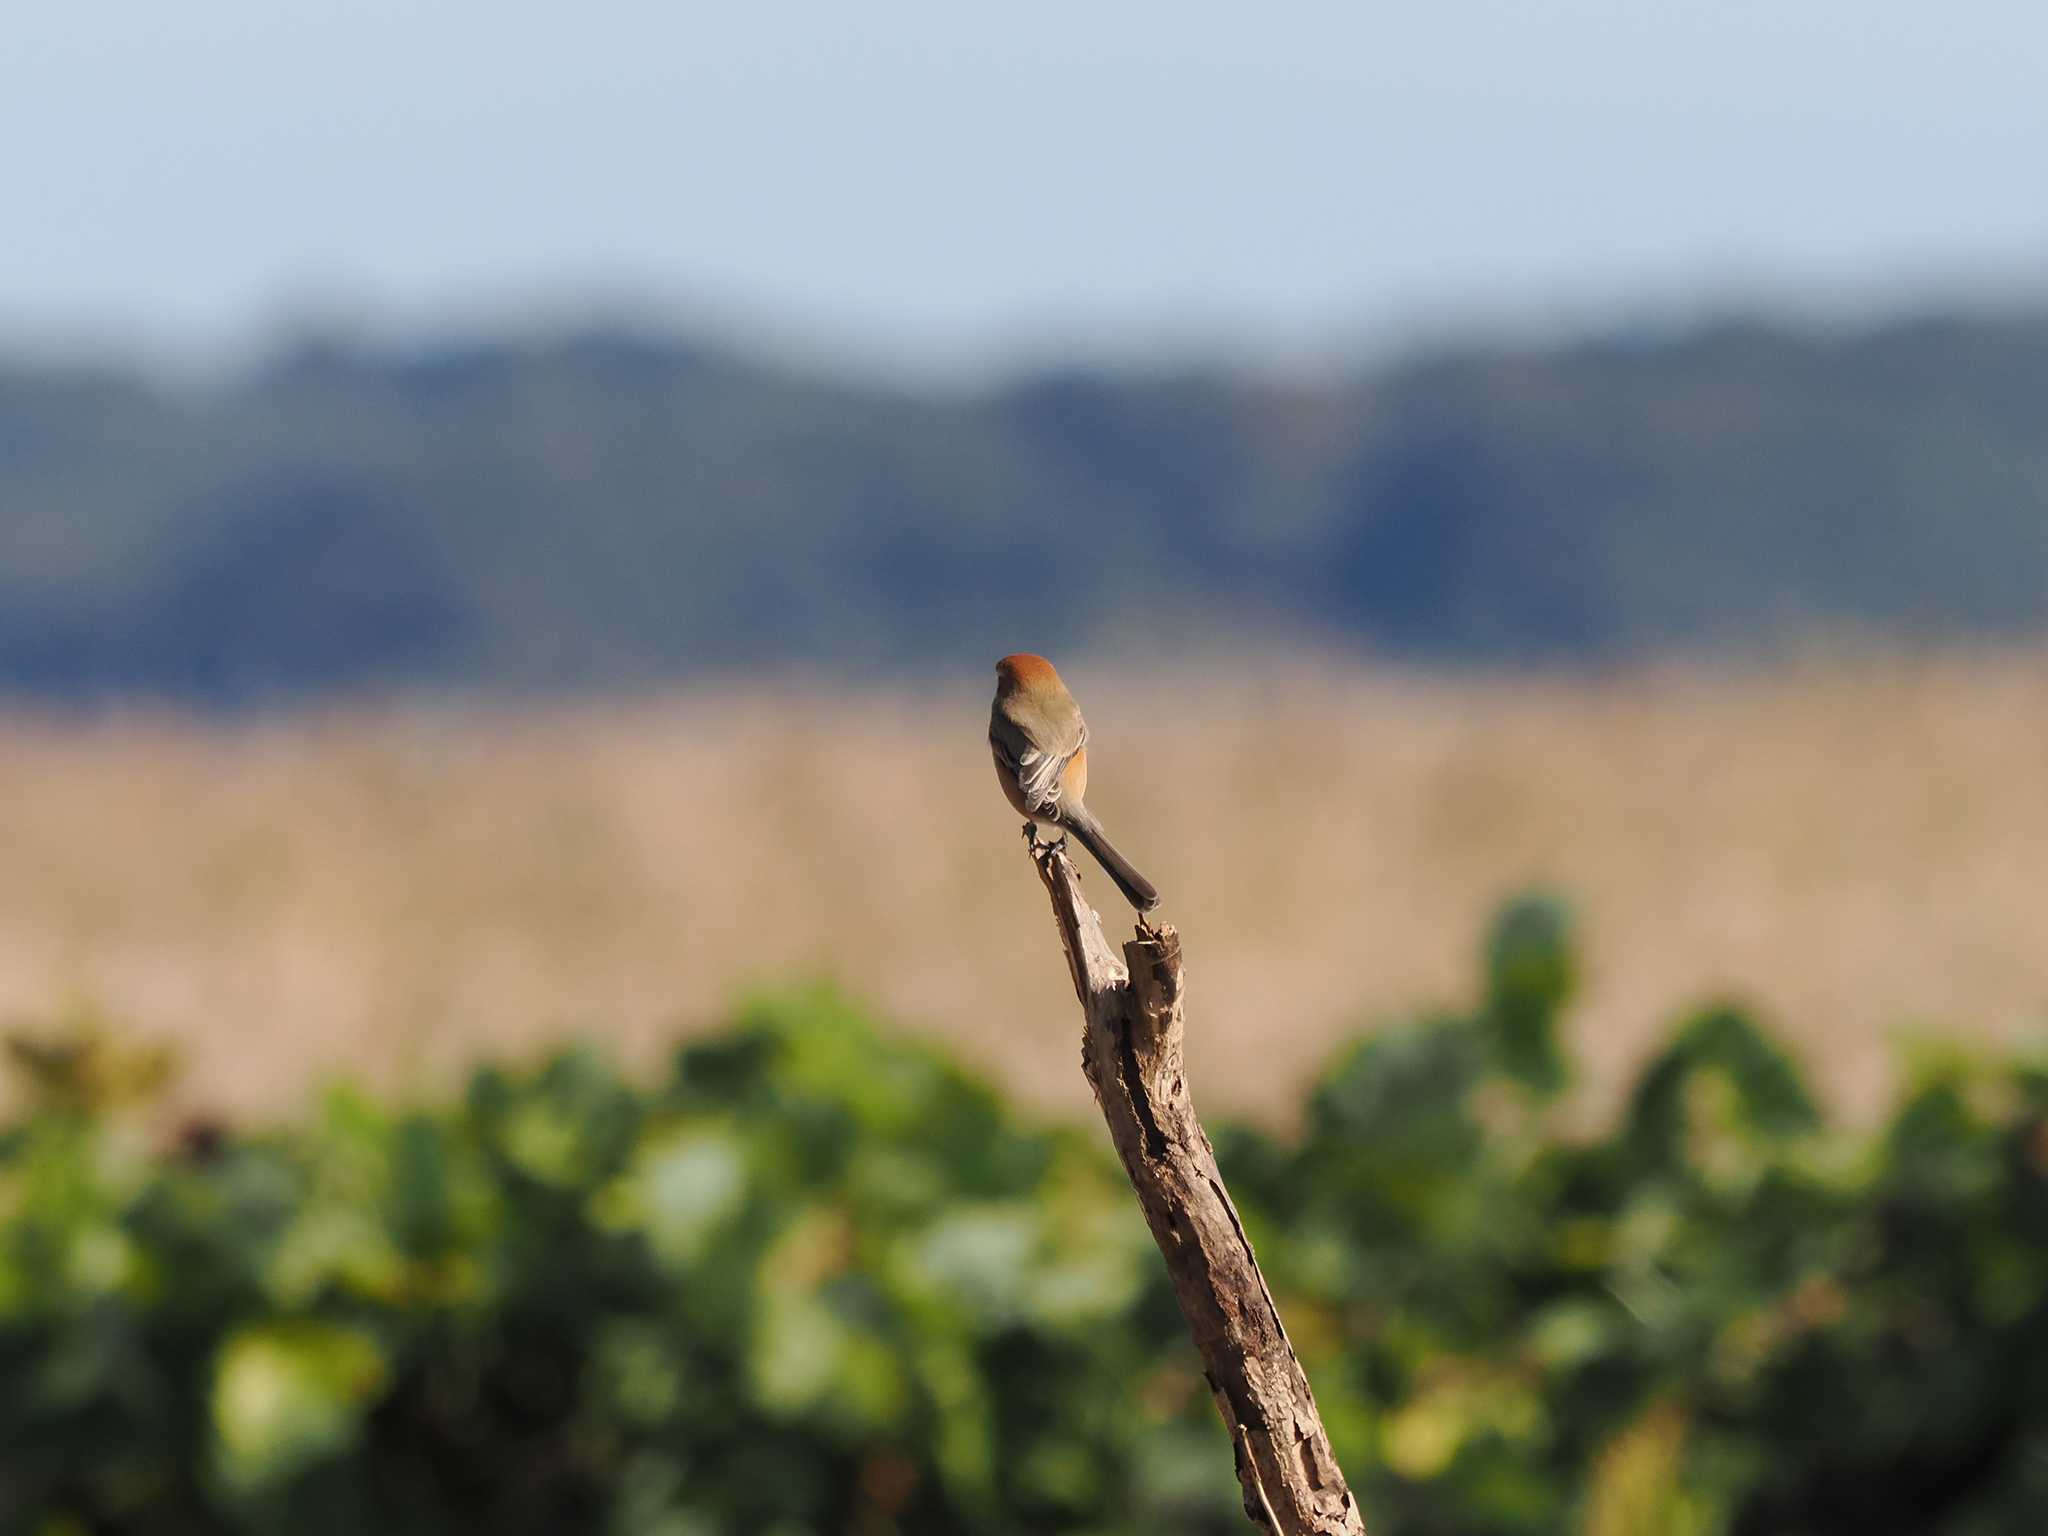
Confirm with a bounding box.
[1020,821,1066,857]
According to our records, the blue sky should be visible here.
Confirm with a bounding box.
[7,1,2044,374]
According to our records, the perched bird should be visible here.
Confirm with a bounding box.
[989,653,1160,912]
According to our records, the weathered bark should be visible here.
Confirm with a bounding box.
[1028,838,1368,1535]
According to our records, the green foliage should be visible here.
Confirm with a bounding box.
[5,914,2048,1534]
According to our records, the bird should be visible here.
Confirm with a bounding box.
[989,653,1160,912]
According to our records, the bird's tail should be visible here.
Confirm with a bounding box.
[1066,807,1160,912]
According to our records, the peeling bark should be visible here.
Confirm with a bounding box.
[1028,840,1369,1535]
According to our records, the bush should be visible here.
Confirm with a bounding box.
[4,904,2047,1534]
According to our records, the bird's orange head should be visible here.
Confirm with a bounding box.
[994,652,1067,698]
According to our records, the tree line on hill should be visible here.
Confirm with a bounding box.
[1,307,2044,703]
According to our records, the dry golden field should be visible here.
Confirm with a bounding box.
[1,649,2043,1127]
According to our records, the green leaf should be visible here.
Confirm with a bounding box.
[211,1320,389,1491]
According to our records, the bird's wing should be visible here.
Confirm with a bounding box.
[991,711,1085,815]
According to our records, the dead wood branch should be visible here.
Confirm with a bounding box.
[1028,840,1368,1535]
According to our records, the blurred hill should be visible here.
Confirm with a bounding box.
[3,307,2045,702]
